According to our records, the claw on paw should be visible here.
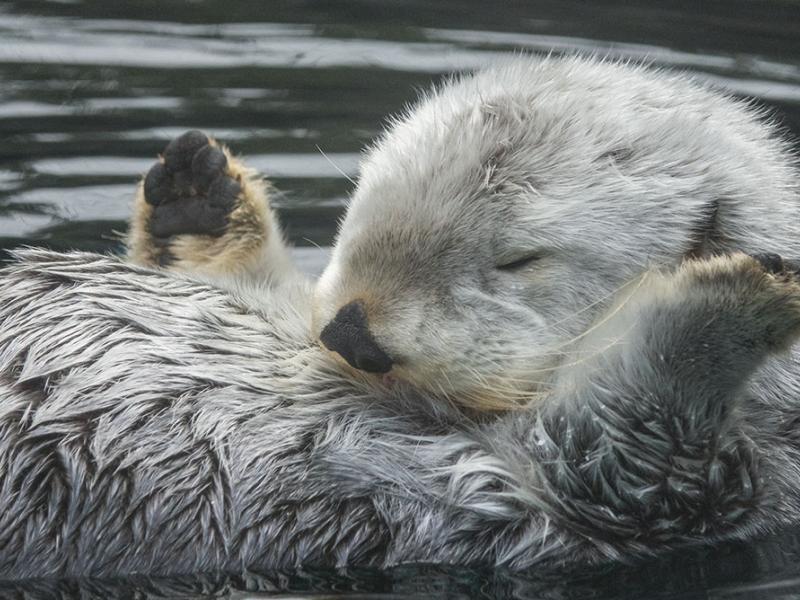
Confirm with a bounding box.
[751,253,786,275]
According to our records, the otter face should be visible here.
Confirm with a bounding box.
[312,58,742,409]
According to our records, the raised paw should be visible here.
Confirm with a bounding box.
[674,252,800,353]
[127,131,282,277]
[143,131,240,238]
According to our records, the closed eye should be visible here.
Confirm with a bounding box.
[496,253,543,271]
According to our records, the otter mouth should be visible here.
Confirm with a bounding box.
[320,344,536,410]
[685,197,721,259]
[318,342,400,388]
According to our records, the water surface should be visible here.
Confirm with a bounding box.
[2,1,800,597]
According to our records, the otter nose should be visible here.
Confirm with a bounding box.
[319,301,393,374]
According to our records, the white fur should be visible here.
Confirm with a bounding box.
[313,55,799,408]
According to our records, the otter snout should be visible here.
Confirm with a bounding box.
[319,300,393,374]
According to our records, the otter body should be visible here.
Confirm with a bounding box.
[2,56,800,579]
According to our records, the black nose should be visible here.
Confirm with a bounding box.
[319,301,393,374]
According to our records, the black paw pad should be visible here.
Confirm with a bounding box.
[191,146,228,192]
[207,177,240,210]
[752,253,785,275]
[163,130,209,173]
[150,198,230,238]
[142,130,241,238]
[143,162,171,207]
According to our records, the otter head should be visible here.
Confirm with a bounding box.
[312,59,745,410]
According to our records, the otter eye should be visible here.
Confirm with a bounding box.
[496,253,542,271]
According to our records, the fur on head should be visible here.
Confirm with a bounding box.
[312,55,800,410]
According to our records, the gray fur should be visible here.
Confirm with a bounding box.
[2,55,800,580]
[3,250,800,579]
[315,56,800,408]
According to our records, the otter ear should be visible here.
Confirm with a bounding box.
[478,98,526,192]
[685,197,723,259]
[481,141,512,192]
[479,97,527,127]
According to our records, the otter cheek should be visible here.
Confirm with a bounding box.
[442,317,548,409]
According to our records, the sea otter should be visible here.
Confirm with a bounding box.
[1,55,800,579]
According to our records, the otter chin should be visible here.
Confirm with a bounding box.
[311,55,800,411]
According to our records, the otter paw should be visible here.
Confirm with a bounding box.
[677,252,800,352]
[128,131,274,274]
[750,252,800,278]
[144,131,239,238]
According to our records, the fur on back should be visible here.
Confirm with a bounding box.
[3,247,800,579]
[0,250,578,577]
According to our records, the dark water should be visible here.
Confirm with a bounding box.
[6,532,800,600]
[2,0,800,597]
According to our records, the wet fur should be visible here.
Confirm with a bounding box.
[2,55,800,579]
[3,251,800,578]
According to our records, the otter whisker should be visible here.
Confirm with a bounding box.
[316,144,357,186]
